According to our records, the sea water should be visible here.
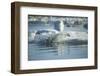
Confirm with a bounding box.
[28,43,88,60]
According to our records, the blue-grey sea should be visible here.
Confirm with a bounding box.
[28,43,88,60]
